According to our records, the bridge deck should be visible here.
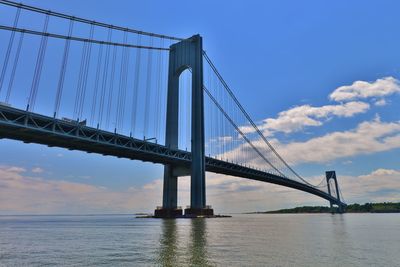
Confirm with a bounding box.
[0,105,345,207]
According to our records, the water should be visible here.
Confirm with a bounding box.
[0,214,399,266]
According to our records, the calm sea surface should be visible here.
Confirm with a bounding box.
[0,214,399,266]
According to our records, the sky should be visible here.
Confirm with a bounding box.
[0,0,399,214]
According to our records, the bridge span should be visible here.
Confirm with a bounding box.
[0,104,346,210]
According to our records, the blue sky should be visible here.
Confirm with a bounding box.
[0,0,399,214]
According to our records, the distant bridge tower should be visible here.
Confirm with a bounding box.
[155,35,213,218]
[325,171,344,213]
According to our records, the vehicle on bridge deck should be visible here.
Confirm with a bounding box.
[61,117,87,126]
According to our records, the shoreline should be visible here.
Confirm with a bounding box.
[244,202,400,214]
[245,211,400,214]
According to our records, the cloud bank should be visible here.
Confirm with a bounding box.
[329,76,400,102]
[241,76,399,137]
[0,165,399,214]
[254,101,369,135]
[273,116,400,165]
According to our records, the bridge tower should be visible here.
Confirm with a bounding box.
[325,171,344,213]
[154,35,213,218]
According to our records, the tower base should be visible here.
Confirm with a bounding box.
[154,207,183,218]
[153,206,215,218]
[184,206,214,217]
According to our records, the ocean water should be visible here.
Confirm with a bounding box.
[0,214,399,266]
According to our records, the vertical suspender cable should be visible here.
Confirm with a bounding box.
[208,64,212,156]
[164,40,171,144]
[215,74,219,157]
[211,68,215,156]
[212,72,216,157]
[220,82,224,158]
[0,7,20,95]
[77,23,94,120]
[74,29,89,120]
[218,82,222,158]
[90,44,104,125]
[143,36,153,138]
[54,19,74,117]
[222,82,226,159]
[121,45,130,132]
[131,34,141,137]
[116,30,128,132]
[5,31,24,103]
[98,27,112,127]
[105,45,118,129]
[229,93,233,160]
[28,13,50,111]
[115,32,124,131]
[154,38,163,142]
[211,66,215,157]
[160,40,168,144]
[226,90,230,161]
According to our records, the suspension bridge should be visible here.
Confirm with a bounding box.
[0,1,346,217]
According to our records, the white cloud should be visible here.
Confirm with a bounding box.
[329,76,400,102]
[271,117,400,166]
[261,101,369,134]
[0,166,162,214]
[240,77,399,137]
[374,99,387,106]
[31,167,44,173]
[240,101,369,136]
[338,169,400,204]
[221,116,400,172]
[369,169,399,176]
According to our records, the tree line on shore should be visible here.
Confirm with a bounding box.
[249,202,400,214]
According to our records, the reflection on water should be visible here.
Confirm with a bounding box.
[189,219,210,266]
[158,219,178,265]
[0,214,399,266]
[158,218,212,266]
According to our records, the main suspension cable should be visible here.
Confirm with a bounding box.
[0,0,183,41]
[0,25,170,51]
